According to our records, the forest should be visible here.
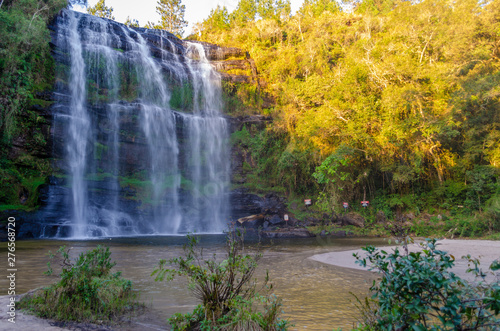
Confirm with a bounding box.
[0,0,499,237]
[191,0,500,236]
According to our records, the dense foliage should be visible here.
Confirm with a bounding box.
[354,239,500,329]
[0,0,67,210]
[152,232,290,330]
[195,0,500,229]
[19,245,140,323]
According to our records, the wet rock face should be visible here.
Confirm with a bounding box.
[230,188,263,221]
[231,190,292,231]
[260,193,288,216]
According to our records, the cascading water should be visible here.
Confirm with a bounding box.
[66,11,89,238]
[183,43,230,233]
[45,10,230,238]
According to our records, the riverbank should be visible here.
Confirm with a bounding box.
[310,238,500,282]
[0,293,170,331]
[0,294,69,331]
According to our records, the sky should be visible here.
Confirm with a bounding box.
[77,0,306,37]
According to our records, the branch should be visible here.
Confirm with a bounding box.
[419,30,435,64]
[29,2,49,30]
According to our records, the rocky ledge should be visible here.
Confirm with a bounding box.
[229,188,369,238]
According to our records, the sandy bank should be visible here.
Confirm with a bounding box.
[0,295,69,330]
[0,293,169,330]
[310,239,500,282]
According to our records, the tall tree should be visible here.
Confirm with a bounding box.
[231,0,257,26]
[87,0,115,20]
[257,0,291,21]
[298,0,340,17]
[203,5,230,31]
[275,0,291,21]
[156,0,187,38]
[257,0,275,20]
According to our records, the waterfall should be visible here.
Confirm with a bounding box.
[47,10,230,238]
[66,11,89,238]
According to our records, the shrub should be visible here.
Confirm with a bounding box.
[19,245,141,324]
[354,239,500,330]
[151,231,291,330]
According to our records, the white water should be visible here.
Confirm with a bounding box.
[52,10,230,238]
[66,11,89,238]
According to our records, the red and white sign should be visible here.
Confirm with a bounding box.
[304,199,312,206]
[343,202,349,208]
[284,214,289,221]
[361,201,369,207]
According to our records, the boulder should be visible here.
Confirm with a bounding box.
[340,212,365,228]
[375,210,387,224]
[267,214,284,226]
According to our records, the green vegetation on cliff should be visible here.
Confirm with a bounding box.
[196,0,500,236]
[0,0,67,210]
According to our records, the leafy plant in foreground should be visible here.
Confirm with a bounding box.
[19,245,141,324]
[152,231,291,330]
[354,239,500,330]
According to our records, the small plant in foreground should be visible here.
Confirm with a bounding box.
[19,245,141,324]
[354,238,500,330]
[151,231,291,330]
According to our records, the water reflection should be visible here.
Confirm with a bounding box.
[1,236,386,330]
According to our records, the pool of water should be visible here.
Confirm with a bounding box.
[1,235,387,330]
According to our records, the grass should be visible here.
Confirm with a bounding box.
[0,204,32,212]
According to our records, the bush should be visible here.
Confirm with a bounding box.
[19,245,141,324]
[354,239,500,330]
[151,231,291,330]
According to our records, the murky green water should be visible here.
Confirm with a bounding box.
[1,236,386,330]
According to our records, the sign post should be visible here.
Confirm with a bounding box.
[343,202,349,212]
[361,201,369,208]
[284,214,289,223]
[304,199,311,210]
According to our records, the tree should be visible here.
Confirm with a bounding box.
[203,5,230,32]
[298,0,340,18]
[87,0,114,20]
[124,16,140,28]
[156,0,187,38]
[231,0,257,26]
[257,0,275,20]
[275,0,291,21]
[257,0,291,21]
